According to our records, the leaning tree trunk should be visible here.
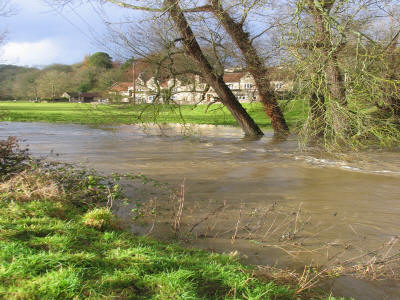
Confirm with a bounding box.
[208,0,289,136]
[164,0,263,136]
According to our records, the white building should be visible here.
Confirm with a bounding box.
[110,71,292,104]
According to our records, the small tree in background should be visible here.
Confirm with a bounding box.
[87,52,113,69]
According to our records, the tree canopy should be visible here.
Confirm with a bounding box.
[87,52,113,69]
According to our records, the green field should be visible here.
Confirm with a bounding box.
[0,101,306,128]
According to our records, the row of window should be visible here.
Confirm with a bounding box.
[134,94,254,103]
[227,83,254,89]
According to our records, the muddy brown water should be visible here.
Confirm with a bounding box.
[1,122,400,299]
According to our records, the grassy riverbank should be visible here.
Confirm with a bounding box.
[0,138,305,299]
[0,101,305,128]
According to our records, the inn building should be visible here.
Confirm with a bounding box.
[109,70,292,104]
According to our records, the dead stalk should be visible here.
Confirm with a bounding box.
[294,203,302,234]
[106,186,114,208]
[173,178,185,235]
[146,198,157,236]
[231,205,242,244]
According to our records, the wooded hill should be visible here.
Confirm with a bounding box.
[0,53,133,101]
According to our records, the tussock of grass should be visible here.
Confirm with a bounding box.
[82,207,115,230]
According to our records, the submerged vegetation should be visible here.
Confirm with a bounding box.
[0,138,306,299]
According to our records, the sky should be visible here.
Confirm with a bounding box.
[0,0,128,67]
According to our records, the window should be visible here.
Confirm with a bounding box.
[238,95,247,101]
[244,83,253,89]
[147,95,155,103]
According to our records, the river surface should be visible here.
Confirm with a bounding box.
[1,122,400,299]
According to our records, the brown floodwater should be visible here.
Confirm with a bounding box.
[1,122,400,299]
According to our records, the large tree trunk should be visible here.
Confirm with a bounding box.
[164,0,263,136]
[381,32,400,116]
[308,0,346,106]
[325,55,346,103]
[310,92,326,137]
[208,0,289,136]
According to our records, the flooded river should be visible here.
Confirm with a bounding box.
[1,122,400,299]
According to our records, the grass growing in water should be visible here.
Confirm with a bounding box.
[0,101,305,128]
[0,139,299,299]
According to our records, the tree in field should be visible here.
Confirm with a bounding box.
[12,69,41,100]
[87,52,113,69]
[282,0,400,149]
[96,68,124,91]
[36,70,75,100]
[281,0,347,140]
[185,0,289,136]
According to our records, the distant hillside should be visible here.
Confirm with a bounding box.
[0,65,39,100]
[0,65,38,81]
[0,57,126,100]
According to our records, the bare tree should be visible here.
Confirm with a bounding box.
[163,0,263,135]
[50,0,264,136]
[185,0,289,136]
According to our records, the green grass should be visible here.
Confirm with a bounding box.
[0,101,306,128]
[0,165,297,299]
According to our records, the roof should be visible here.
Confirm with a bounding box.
[110,82,132,92]
[160,80,169,88]
[63,92,79,98]
[223,72,245,83]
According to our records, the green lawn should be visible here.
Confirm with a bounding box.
[0,101,306,128]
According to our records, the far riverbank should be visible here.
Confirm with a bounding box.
[0,101,305,128]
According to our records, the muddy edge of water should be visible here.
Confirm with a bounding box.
[1,122,400,299]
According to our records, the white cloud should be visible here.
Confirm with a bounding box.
[1,39,65,67]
